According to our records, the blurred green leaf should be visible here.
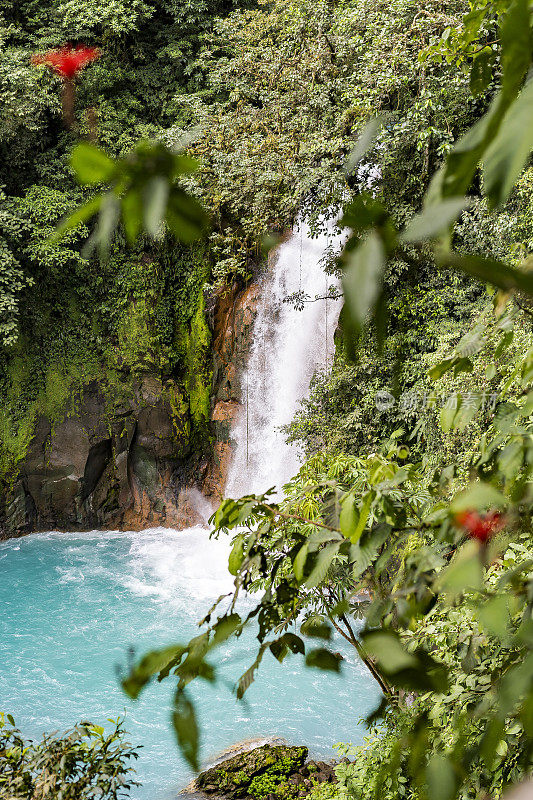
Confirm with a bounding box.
[438,252,533,296]
[470,47,496,96]
[500,0,531,98]
[60,141,209,250]
[212,613,241,646]
[52,195,102,243]
[425,754,457,800]
[236,643,269,699]
[121,187,143,245]
[172,689,200,772]
[340,494,359,541]
[70,143,116,185]
[293,543,309,582]
[495,330,514,358]
[143,175,169,238]
[270,632,305,662]
[122,644,186,699]
[436,542,484,598]
[342,232,385,332]
[401,198,468,243]
[453,358,474,376]
[305,648,342,672]
[361,631,417,673]
[441,394,461,432]
[300,617,332,640]
[165,190,208,243]
[305,542,341,588]
[480,717,505,769]
[429,358,456,381]
[93,193,121,259]
[441,94,505,198]
[228,534,245,576]
[341,194,389,235]
[450,482,507,512]
[477,595,510,640]
[484,79,533,208]
[361,631,448,691]
[345,118,382,174]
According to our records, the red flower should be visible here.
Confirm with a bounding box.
[454,510,505,543]
[31,45,100,80]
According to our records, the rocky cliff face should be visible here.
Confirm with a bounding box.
[0,281,259,539]
[2,375,208,537]
[204,280,261,501]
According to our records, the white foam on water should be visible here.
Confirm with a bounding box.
[123,527,233,607]
[0,526,380,800]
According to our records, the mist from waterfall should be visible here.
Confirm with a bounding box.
[225,219,344,498]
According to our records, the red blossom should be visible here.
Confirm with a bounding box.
[31,45,100,80]
[454,510,505,543]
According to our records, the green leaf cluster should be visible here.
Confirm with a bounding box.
[0,713,139,799]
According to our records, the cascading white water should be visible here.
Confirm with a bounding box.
[226,219,344,498]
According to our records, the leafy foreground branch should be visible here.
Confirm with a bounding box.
[122,334,533,798]
[339,0,533,351]
[0,714,139,799]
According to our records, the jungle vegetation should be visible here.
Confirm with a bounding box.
[3,0,533,798]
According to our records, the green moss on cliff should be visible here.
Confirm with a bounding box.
[0,408,36,491]
[114,297,160,372]
[0,346,102,490]
[178,292,212,435]
[0,240,214,494]
[165,381,192,455]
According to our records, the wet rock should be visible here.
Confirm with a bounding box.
[197,744,308,799]
[1,483,32,540]
[211,282,261,406]
[0,374,208,535]
[0,276,261,537]
[204,281,260,501]
[81,439,113,501]
[193,741,340,800]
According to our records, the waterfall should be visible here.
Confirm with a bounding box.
[225,219,343,498]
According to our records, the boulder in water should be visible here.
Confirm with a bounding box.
[196,744,308,799]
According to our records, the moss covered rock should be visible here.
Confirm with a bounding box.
[197,745,308,799]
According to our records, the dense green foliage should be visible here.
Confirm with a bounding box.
[0,0,483,499]
[0,0,501,499]
[126,308,533,799]
[0,0,253,491]
[0,713,139,798]
[6,0,533,797]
